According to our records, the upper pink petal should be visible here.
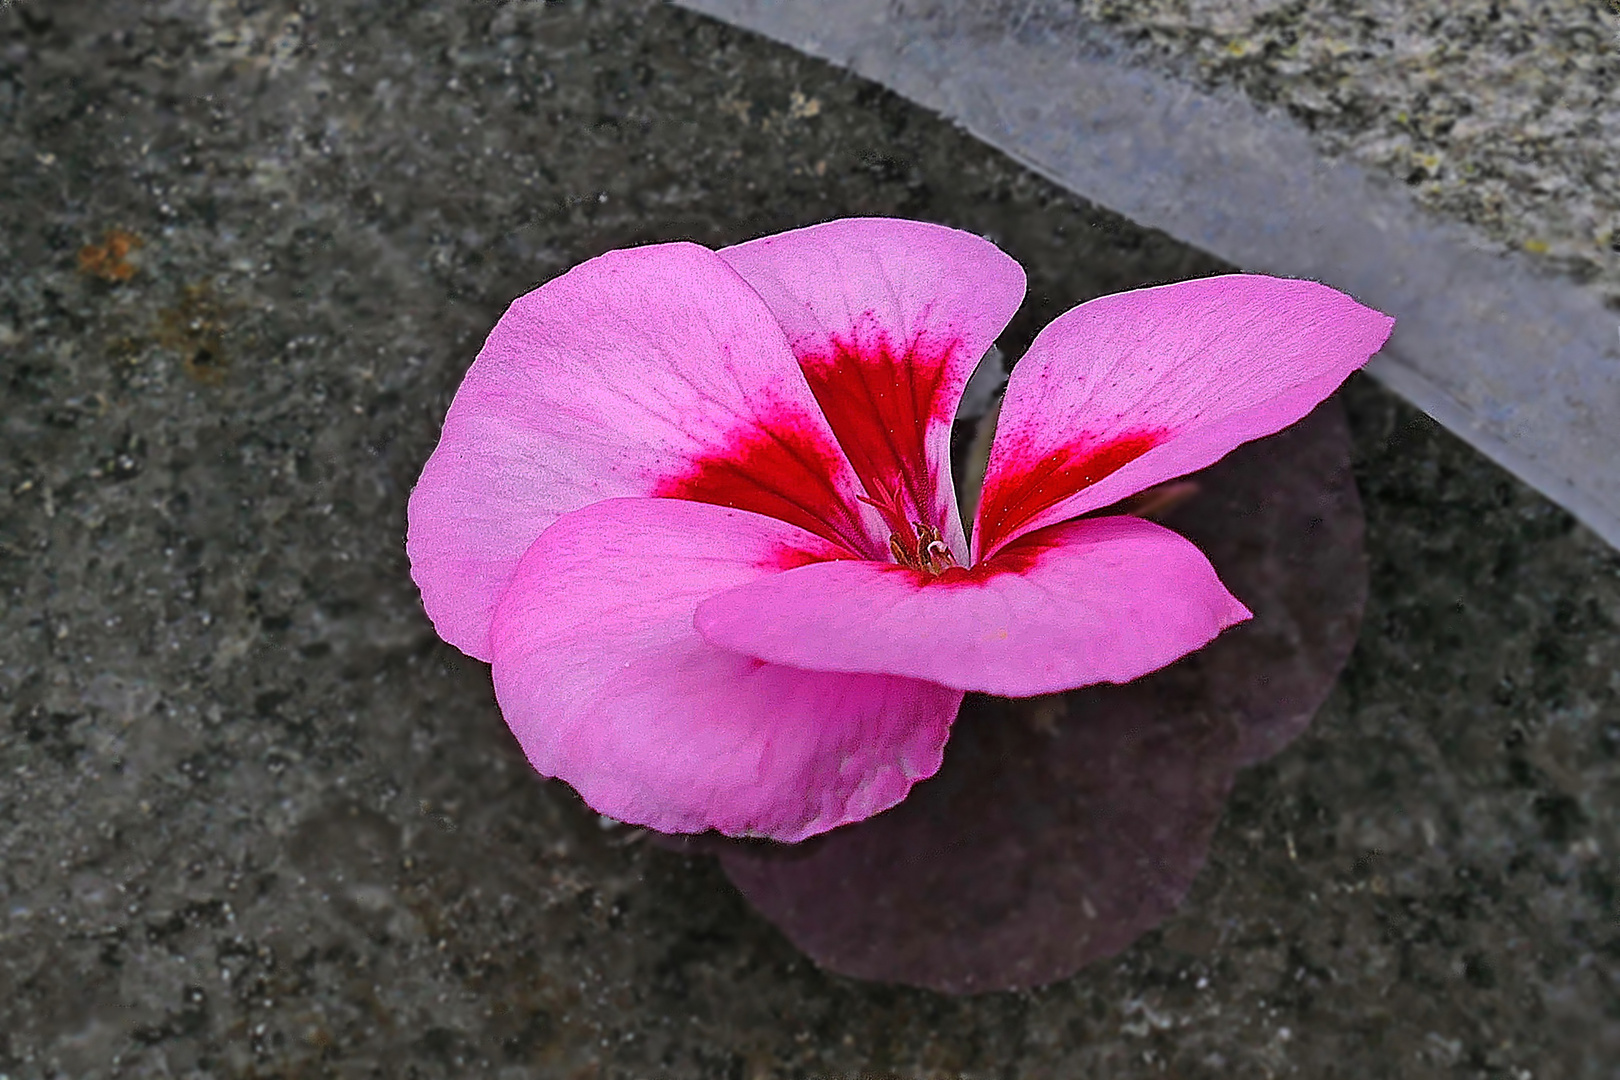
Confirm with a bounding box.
[695,515,1252,699]
[720,218,1026,560]
[407,240,884,662]
[488,497,964,843]
[973,275,1394,560]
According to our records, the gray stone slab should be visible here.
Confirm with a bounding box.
[1057,0,1620,299]
[4,1,1619,1076]
[677,0,1620,551]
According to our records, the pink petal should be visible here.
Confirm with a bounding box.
[407,241,884,662]
[720,218,1026,560]
[973,275,1394,559]
[695,515,1252,698]
[487,497,964,842]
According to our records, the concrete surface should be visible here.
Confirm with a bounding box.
[1068,0,1620,288]
[2,1,1618,1077]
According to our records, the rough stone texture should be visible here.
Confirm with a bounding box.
[1,1,1617,1078]
[1071,0,1620,306]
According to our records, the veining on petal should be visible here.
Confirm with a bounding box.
[799,326,969,562]
[652,408,881,559]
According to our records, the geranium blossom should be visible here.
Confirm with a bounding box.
[407,218,1394,842]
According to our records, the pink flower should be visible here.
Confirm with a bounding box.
[407,218,1394,842]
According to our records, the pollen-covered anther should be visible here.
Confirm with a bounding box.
[889,522,957,576]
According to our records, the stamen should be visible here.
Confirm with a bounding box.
[888,521,957,576]
[888,533,913,566]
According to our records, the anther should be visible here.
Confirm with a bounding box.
[889,521,957,576]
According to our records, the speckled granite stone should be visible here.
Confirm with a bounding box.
[1,1,1617,1078]
[1071,0,1620,306]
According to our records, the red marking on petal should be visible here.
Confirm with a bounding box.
[654,419,871,557]
[920,525,1063,587]
[858,527,1060,590]
[975,431,1164,556]
[973,526,1068,578]
[765,541,849,573]
[799,331,961,536]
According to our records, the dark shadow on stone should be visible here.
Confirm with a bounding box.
[1152,395,1368,766]
[691,398,1365,993]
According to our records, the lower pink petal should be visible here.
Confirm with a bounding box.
[488,497,963,842]
[695,515,1252,698]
